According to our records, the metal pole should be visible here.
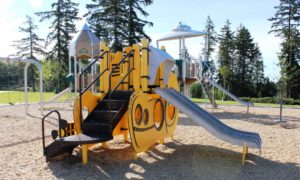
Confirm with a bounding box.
[68,57,71,75]
[91,42,94,93]
[24,63,30,114]
[39,63,43,116]
[74,56,77,95]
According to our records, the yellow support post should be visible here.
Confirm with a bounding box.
[123,47,132,90]
[242,144,248,165]
[82,145,88,165]
[141,38,149,92]
[133,44,141,90]
[100,42,109,93]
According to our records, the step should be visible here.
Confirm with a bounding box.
[107,91,133,100]
[86,110,118,123]
[45,133,113,162]
[98,99,128,111]
[82,122,112,136]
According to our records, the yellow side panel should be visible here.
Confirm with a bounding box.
[132,44,141,90]
[100,42,109,93]
[112,111,129,136]
[141,39,149,92]
[73,90,103,133]
[128,90,179,153]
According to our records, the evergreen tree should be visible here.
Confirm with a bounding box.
[124,0,153,45]
[86,0,127,51]
[234,25,263,97]
[86,0,153,51]
[269,0,300,98]
[35,0,80,62]
[217,20,235,93]
[204,16,217,61]
[12,15,45,91]
[36,0,80,91]
[252,44,265,96]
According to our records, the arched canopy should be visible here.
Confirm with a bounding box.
[69,23,100,59]
[157,22,207,42]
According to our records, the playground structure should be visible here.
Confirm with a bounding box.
[42,37,261,165]
[0,57,44,115]
[156,22,253,109]
[69,23,101,95]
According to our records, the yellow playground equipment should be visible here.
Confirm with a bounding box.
[42,38,261,165]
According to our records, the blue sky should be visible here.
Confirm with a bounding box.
[0,0,281,80]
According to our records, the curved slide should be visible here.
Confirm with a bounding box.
[155,88,261,149]
[204,78,254,107]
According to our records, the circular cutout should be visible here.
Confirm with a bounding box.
[143,109,149,125]
[154,99,164,130]
[167,103,176,120]
[135,104,142,125]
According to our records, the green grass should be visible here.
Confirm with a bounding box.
[191,98,300,108]
[0,91,74,104]
[1,91,299,108]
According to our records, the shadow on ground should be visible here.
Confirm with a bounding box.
[47,142,300,180]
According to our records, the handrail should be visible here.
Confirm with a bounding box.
[41,110,61,155]
[79,51,109,129]
[108,50,135,129]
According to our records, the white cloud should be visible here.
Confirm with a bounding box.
[29,0,43,9]
[0,0,15,11]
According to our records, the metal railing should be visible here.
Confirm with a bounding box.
[108,50,135,128]
[41,110,61,155]
[79,51,109,128]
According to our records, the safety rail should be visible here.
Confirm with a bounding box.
[108,50,135,128]
[79,51,109,129]
[41,110,61,155]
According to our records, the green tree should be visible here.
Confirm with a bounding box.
[217,20,235,92]
[12,15,45,91]
[86,0,127,51]
[204,16,217,61]
[269,0,300,98]
[86,0,153,51]
[233,25,263,97]
[252,44,265,96]
[124,0,153,45]
[36,0,80,91]
[35,0,80,62]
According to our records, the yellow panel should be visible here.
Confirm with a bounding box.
[100,42,109,93]
[132,44,141,90]
[141,38,149,92]
[73,90,103,133]
[128,90,178,153]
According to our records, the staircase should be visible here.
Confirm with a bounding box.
[202,80,218,108]
[82,91,132,136]
[42,91,132,162]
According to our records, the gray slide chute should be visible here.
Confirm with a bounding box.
[204,78,254,107]
[155,88,261,149]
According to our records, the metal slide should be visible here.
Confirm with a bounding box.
[155,88,261,149]
[205,78,254,107]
